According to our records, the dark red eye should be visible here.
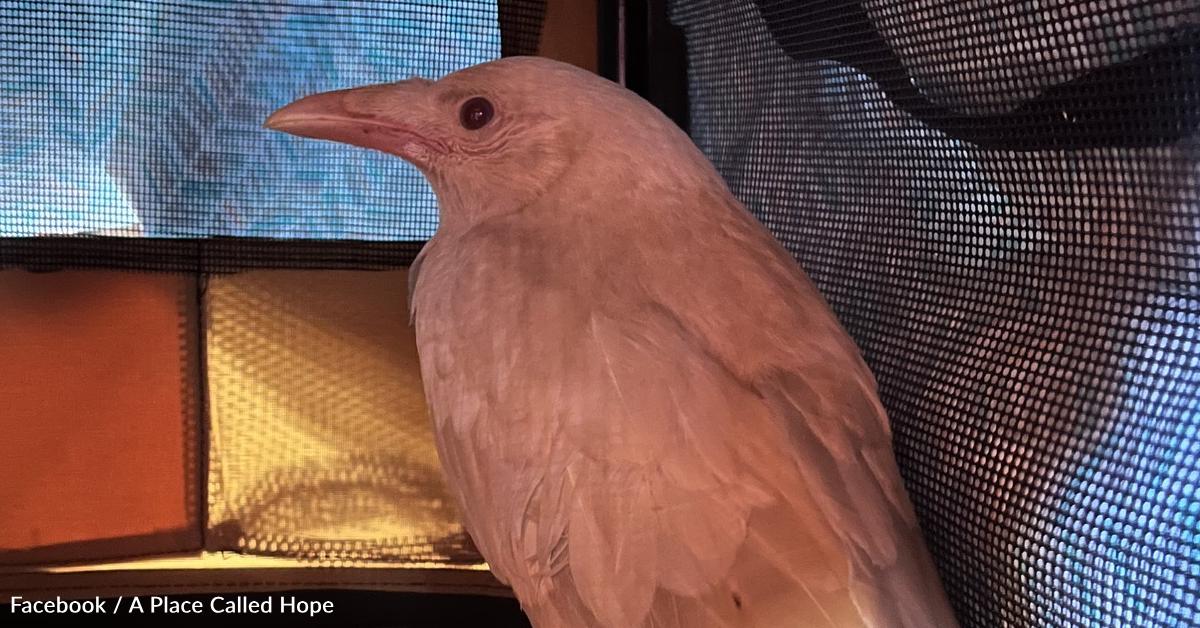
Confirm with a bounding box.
[459,97,494,130]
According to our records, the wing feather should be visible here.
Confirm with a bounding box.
[413,227,956,627]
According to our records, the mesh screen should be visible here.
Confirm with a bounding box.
[500,0,547,57]
[0,0,499,241]
[0,0,543,575]
[204,269,478,566]
[0,270,199,563]
[671,1,1199,626]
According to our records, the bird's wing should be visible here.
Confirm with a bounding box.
[415,234,953,628]
[519,302,948,627]
[546,304,778,627]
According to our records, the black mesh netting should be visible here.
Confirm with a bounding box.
[4,0,1198,624]
[0,0,542,574]
[670,0,1199,626]
[501,0,547,58]
[0,0,544,271]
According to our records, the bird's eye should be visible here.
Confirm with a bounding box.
[459,97,494,130]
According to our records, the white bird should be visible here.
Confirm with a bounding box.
[265,56,959,628]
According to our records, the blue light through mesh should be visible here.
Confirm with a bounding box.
[0,1,500,239]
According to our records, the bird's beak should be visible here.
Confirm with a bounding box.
[264,80,441,163]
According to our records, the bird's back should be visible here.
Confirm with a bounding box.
[410,197,958,627]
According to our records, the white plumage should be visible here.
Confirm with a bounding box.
[267,56,959,628]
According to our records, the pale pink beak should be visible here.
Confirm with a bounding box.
[264,80,443,163]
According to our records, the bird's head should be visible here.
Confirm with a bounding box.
[266,56,701,229]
